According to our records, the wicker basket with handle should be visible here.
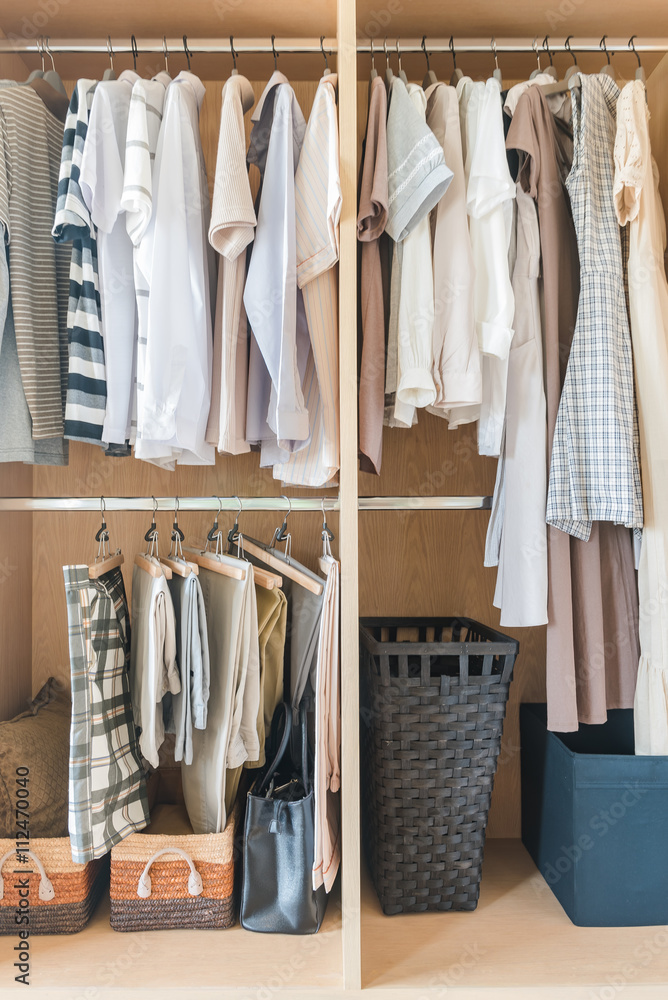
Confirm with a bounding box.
[109,814,236,931]
[360,617,519,915]
[0,838,109,934]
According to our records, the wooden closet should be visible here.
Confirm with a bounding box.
[0,0,667,995]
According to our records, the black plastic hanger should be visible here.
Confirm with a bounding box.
[449,36,463,87]
[422,36,437,89]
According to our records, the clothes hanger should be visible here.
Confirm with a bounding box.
[384,37,394,88]
[540,36,582,96]
[396,40,408,86]
[541,36,559,81]
[26,36,45,83]
[183,498,245,581]
[241,497,324,596]
[131,34,139,73]
[529,37,543,80]
[421,36,437,89]
[183,35,192,72]
[599,35,618,80]
[629,36,647,86]
[103,36,117,81]
[229,36,238,77]
[271,34,279,73]
[449,36,463,87]
[320,36,333,78]
[88,497,125,580]
[317,499,336,577]
[369,37,378,82]
[160,498,199,578]
[226,497,283,591]
[564,35,580,83]
[134,497,171,580]
[42,37,67,96]
[490,36,502,89]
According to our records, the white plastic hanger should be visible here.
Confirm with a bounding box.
[88,497,124,580]
[103,36,116,81]
[541,36,581,97]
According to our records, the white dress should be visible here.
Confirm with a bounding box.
[613,80,668,754]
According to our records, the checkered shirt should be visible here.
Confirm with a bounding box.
[546,72,643,541]
[63,564,149,863]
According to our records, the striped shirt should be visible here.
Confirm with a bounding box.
[273,73,341,487]
[0,85,69,439]
[120,73,169,459]
[53,78,107,445]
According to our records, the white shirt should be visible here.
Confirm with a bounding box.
[458,77,516,457]
[244,71,310,453]
[272,72,342,487]
[138,71,215,466]
[206,73,256,457]
[80,69,139,447]
[120,72,170,459]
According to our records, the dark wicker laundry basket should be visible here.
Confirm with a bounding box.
[360,618,519,915]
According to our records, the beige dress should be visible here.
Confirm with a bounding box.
[614,81,668,754]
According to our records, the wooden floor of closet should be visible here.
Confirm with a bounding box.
[1,841,666,998]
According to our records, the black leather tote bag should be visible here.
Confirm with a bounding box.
[240,702,328,934]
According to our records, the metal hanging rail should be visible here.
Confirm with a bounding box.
[0,496,491,512]
[0,36,666,56]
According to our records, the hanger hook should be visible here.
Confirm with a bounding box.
[36,36,45,73]
[491,36,499,70]
[370,37,375,71]
[44,36,56,72]
[564,35,577,64]
[600,34,611,64]
[396,39,402,74]
[320,35,329,70]
[227,496,243,547]
[162,36,169,74]
[628,35,642,69]
[542,35,553,67]
[144,497,158,543]
[421,35,431,71]
[207,497,223,544]
[230,35,237,70]
[531,36,541,71]
[182,34,191,70]
[321,497,335,543]
[100,495,106,516]
[171,496,184,544]
[95,496,109,543]
[274,495,292,544]
[449,35,457,71]
[271,34,278,70]
[130,34,138,71]
[107,35,115,73]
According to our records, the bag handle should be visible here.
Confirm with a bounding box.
[256,702,291,797]
[0,849,54,902]
[299,698,311,795]
[136,847,203,899]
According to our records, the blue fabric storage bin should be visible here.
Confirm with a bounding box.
[520,702,668,927]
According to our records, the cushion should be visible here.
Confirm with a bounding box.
[0,678,71,838]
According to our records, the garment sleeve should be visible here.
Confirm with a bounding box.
[468,81,516,219]
[209,82,256,260]
[507,91,542,201]
[79,87,125,235]
[243,86,309,447]
[357,82,388,243]
[121,81,153,244]
[613,81,646,227]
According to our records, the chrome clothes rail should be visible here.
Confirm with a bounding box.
[0,496,491,512]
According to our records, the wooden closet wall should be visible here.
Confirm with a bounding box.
[0,0,668,995]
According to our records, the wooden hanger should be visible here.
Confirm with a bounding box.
[88,497,125,579]
[225,497,283,591]
[181,499,244,581]
[449,36,463,87]
[421,37,438,90]
[159,498,199,578]
[134,499,170,580]
[241,537,322,595]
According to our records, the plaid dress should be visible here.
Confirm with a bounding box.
[546,73,643,541]
[63,564,149,863]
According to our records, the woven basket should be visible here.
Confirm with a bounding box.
[109,814,236,931]
[0,838,108,934]
[360,617,519,915]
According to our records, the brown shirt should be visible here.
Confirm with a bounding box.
[357,76,388,476]
[508,87,639,732]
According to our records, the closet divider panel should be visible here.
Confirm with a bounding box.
[0,463,33,720]
[648,52,668,264]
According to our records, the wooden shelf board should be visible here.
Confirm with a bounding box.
[0,884,343,992]
[362,839,668,993]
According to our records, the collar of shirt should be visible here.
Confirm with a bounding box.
[224,73,255,116]
[251,69,290,122]
[118,69,140,87]
[171,70,206,110]
[151,71,172,88]
[247,73,305,177]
